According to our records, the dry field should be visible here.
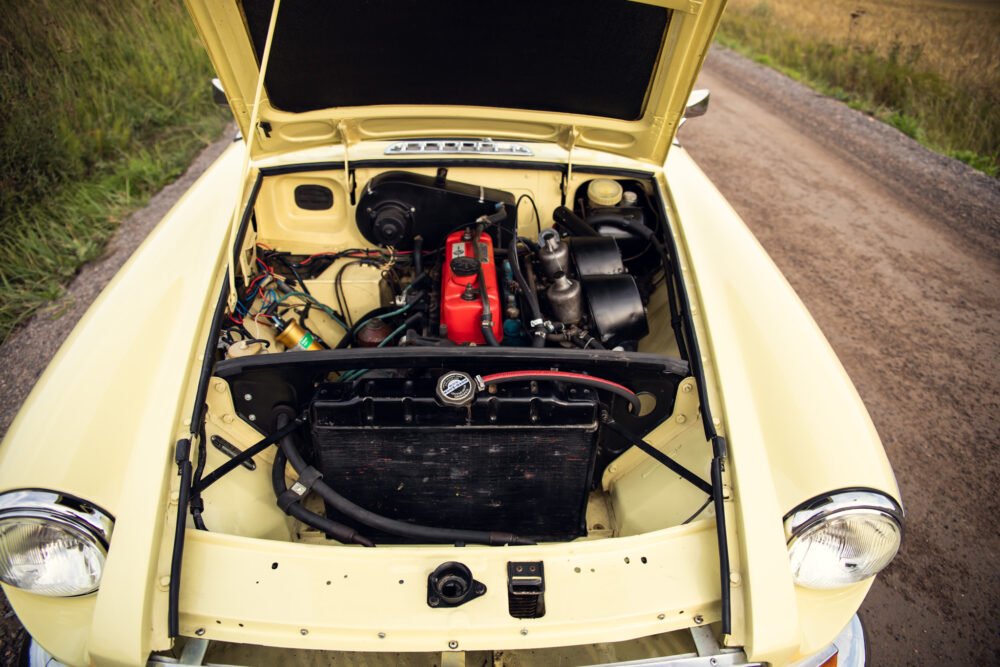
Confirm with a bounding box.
[717,0,1000,175]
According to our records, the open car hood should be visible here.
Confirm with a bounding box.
[186,0,726,166]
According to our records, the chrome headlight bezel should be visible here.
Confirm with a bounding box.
[784,489,903,590]
[0,489,114,597]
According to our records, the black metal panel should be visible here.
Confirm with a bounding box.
[216,347,688,462]
[310,379,599,541]
[241,0,670,120]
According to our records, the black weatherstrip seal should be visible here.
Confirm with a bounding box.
[651,179,733,637]
[168,171,264,638]
[258,158,658,181]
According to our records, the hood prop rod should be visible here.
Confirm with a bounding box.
[225,0,282,310]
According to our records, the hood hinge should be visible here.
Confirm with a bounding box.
[338,120,359,204]
[558,125,579,207]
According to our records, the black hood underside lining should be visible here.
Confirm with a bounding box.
[241,0,671,120]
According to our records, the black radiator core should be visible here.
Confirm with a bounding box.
[309,379,600,541]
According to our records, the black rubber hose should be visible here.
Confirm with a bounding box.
[571,331,605,350]
[482,326,500,347]
[276,255,312,297]
[552,206,601,237]
[270,449,375,547]
[476,262,500,347]
[507,236,546,347]
[413,235,424,276]
[335,303,420,349]
[274,413,534,546]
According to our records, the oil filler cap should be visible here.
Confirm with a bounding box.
[450,256,480,277]
[437,371,476,407]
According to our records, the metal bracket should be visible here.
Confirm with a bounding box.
[691,625,720,657]
[507,561,546,619]
[338,120,359,204]
[211,435,256,471]
[558,125,579,206]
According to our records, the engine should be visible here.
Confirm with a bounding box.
[352,168,651,351]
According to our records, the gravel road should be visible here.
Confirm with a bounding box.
[1,47,998,665]
[684,47,1000,666]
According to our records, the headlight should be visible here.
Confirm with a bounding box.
[785,489,902,589]
[0,490,114,596]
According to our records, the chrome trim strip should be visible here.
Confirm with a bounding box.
[0,489,114,550]
[589,650,759,666]
[385,139,533,156]
[787,614,866,667]
[834,615,867,667]
[784,490,903,543]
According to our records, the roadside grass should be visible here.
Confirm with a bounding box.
[0,1,228,344]
[716,0,1000,178]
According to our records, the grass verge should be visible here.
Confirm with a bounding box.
[716,0,1000,178]
[0,1,228,344]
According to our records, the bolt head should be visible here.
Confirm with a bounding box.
[448,640,459,649]
[248,414,257,422]
[657,613,665,620]
[682,384,693,393]
[693,614,704,625]
[520,628,528,636]
[300,628,309,636]
[378,632,386,639]
[244,393,253,401]
[195,628,206,636]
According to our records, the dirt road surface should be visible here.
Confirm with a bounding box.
[0,47,998,665]
[684,48,1000,665]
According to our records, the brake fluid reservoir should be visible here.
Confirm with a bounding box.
[587,178,623,207]
[441,230,503,345]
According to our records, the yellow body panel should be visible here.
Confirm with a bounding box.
[0,143,245,665]
[185,0,728,166]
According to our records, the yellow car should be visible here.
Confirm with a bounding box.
[0,1,901,665]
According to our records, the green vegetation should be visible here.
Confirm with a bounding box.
[717,0,1000,178]
[0,1,228,343]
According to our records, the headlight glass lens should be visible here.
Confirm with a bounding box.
[788,505,901,589]
[0,517,106,596]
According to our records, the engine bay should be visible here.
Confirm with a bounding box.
[229,170,664,354]
[200,166,710,551]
